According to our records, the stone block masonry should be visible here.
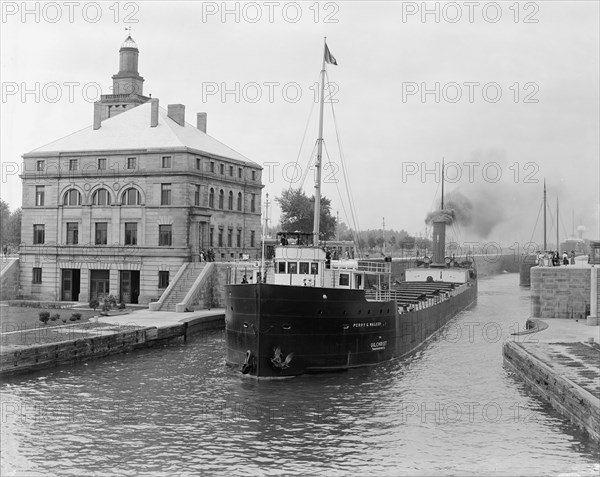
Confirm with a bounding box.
[530,267,592,319]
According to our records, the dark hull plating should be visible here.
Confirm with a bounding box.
[225,280,478,378]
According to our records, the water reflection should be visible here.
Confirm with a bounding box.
[1,274,598,476]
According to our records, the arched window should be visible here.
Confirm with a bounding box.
[209,188,215,208]
[228,191,233,210]
[92,188,111,206]
[63,189,81,206]
[219,189,224,209]
[237,192,242,211]
[121,188,141,205]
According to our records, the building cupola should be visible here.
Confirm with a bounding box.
[112,35,144,96]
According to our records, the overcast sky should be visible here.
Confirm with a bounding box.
[1,1,598,250]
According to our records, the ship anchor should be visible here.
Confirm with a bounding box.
[271,347,294,370]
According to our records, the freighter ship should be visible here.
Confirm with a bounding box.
[224,41,478,378]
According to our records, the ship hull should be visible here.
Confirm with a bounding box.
[225,280,477,378]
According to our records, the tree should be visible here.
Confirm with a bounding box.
[276,188,337,240]
[0,201,21,247]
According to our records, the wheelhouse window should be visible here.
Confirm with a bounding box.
[288,262,298,274]
[278,262,286,273]
[35,186,45,206]
[95,223,107,245]
[66,223,78,245]
[159,225,172,246]
[63,189,81,206]
[158,271,169,288]
[339,273,350,286]
[122,188,141,205]
[97,158,106,170]
[162,156,172,168]
[299,262,309,274]
[124,223,137,245]
[92,188,111,206]
[33,224,45,244]
[161,184,171,205]
[310,263,319,275]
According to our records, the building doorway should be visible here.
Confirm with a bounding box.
[90,270,110,301]
[61,269,81,301]
[119,270,140,304]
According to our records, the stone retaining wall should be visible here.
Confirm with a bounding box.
[503,341,600,442]
[531,267,592,319]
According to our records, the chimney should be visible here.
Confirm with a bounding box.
[167,104,185,127]
[431,219,447,266]
[150,98,159,127]
[197,112,207,133]
[93,102,102,130]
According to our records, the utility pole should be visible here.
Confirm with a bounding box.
[336,210,339,241]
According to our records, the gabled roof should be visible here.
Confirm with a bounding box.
[27,101,257,165]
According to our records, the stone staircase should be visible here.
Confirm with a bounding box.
[159,262,206,312]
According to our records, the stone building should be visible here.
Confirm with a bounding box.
[19,36,263,304]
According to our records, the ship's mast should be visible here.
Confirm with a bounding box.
[312,38,328,246]
[556,197,559,252]
[441,158,445,210]
[543,180,547,251]
[260,193,269,282]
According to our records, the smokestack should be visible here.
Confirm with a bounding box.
[93,102,102,130]
[197,112,207,133]
[431,219,446,266]
[150,98,159,127]
[167,104,185,127]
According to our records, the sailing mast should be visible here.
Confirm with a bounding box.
[556,197,559,252]
[543,180,547,251]
[312,38,328,246]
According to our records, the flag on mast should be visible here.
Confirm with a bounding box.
[324,43,338,65]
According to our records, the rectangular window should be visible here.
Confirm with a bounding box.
[218,228,223,247]
[32,267,42,284]
[33,225,45,244]
[69,159,78,171]
[252,170,256,181]
[35,186,45,206]
[194,185,201,206]
[98,158,106,170]
[299,262,309,274]
[124,222,137,245]
[161,183,171,205]
[227,229,232,247]
[229,165,234,176]
[162,156,172,168]
[288,262,298,274]
[238,167,242,179]
[158,271,169,288]
[339,273,350,286]
[209,227,214,247]
[127,157,136,169]
[250,230,255,247]
[196,157,202,170]
[236,230,241,248]
[210,161,215,173]
[159,225,172,246]
[36,160,45,171]
[250,194,256,213]
[95,222,107,245]
[219,164,224,175]
[278,262,286,273]
[66,223,78,245]
[311,263,319,275]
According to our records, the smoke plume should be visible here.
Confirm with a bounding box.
[425,188,505,238]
